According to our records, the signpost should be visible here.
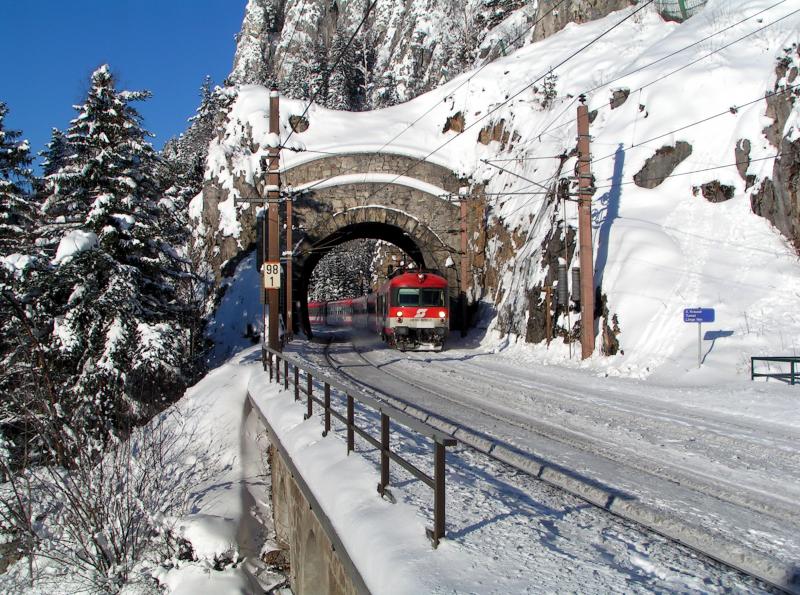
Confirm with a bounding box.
[263,261,281,289]
[684,308,715,368]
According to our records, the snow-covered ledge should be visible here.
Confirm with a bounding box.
[247,369,457,595]
[292,173,451,200]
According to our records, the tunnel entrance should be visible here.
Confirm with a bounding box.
[294,220,461,338]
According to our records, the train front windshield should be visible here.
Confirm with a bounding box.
[394,288,446,307]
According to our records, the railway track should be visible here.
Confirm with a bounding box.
[313,331,799,594]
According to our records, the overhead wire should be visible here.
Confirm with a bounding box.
[285,0,572,197]
[354,0,660,209]
[531,0,790,142]
[590,81,800,166]
[481,3,799,211]
[592,153,782,190]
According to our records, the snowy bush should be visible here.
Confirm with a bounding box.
[0,412,206,593]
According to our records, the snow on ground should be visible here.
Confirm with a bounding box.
[205,252,264,369]
[315,330,800,574]
[157,243,794,594]
[250,340,771,593]
[210,0,800,382]
[149,348,281,594]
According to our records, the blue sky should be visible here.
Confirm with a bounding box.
[1,1,245,166]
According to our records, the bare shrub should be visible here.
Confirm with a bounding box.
[0,411,207,593]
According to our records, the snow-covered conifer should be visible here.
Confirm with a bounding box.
[40,128,70,178]
[0,102,35,256]
[32,65,192,433]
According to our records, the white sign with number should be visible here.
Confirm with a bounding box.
[262,261,281,289]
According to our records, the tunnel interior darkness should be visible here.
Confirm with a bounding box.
[298,222,438,337]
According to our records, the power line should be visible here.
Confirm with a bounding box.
[356,0,658,208]
[484,5,799,188]
[593,153,781,190]
[480,158,555,192]
[532,0,793,143]
[590,82,800,166]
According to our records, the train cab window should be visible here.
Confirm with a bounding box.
[396,288,419,306]
[394,288,445,307]
[421,289,445,307]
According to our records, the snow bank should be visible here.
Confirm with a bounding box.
[205,251,263,368]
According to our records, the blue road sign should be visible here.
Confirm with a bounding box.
[684,308,715,323]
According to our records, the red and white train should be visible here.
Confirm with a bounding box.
[308,271,449,351]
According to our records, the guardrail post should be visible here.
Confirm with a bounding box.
[306,372,313,419]
[433,441,446,548]
[323,383,331,437]
[269,352,273,381]
[284,359,289,390]
[379,414,390,496]
[751,357,754,381]
[276,354,280,384]
[347,395,354,454]
[294,366,300,401]
[792,360,796,386]
[262,347,267,371]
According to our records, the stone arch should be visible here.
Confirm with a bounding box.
[246,151,485,337]
[282,152,463,196]
[293,203,462,338]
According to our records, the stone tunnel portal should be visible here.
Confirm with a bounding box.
[296,217,461,339]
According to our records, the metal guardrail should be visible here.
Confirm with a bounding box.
[751,356,799,386]
[261,346,457,547]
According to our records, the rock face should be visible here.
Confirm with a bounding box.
[531,0,635,42]
[700,180,734,203]
[230,0,529,109]
[633,141,693,189]
[750,44,800,252]
[751,138,800,251]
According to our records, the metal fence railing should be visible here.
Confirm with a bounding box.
[260,346,457,547]
[655,0,708,21]
[751,356,800,385]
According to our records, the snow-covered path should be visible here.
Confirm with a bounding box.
[299,329,800,586]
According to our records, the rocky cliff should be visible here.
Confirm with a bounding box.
[228,0,640,109]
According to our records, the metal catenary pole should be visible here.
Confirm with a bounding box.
[285,194,294,341]
[460,196,469,337]
[268,89,282,352]
[577,98,596,360]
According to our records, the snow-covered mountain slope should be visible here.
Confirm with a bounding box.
[194,0,800,383]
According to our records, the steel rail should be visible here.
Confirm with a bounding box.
[318,334,799,595]
[261,345,456,546]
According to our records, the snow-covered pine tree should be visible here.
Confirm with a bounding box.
[326,27,367,110]
[0,102,35,256]
[162,76,227,200]
[308,239,378,301]
[40,128,71,178]
[34,65,191,436]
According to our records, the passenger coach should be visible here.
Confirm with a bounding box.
[310,271,450,351]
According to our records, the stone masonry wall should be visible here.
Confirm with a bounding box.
[271,444,359,595]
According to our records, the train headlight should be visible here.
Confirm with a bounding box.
[439,311,446,318]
